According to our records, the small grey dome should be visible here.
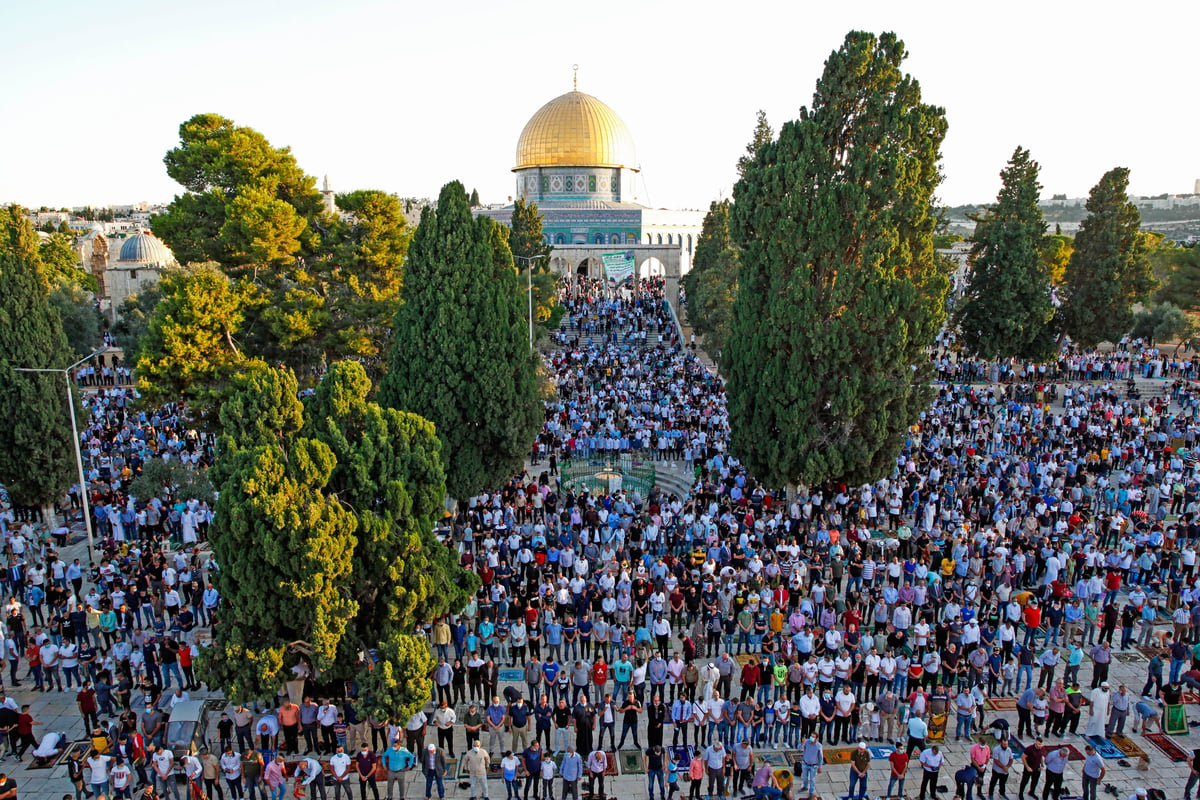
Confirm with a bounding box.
[118,232,174,265]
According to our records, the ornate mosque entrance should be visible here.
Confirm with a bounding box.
[549,244,682,314]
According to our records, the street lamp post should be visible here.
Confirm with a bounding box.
[14,347,107,563]
[514,255,546,348]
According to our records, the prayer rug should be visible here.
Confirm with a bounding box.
[781,749,804,767]
[1136,646,1163,659]
[54,739,94,769]
[620,749,646,774]
[1182,691,1200,704]
[868,745,897,760]
[499,668,525,683]
[1145,732,1189,762]
[1165,703,1189,735]
[204,698,229,713]
[927,712,947,742]
[757,751,789,767]
[669,745,693,769]
[823,746,855,765]
[735,654,756,667]
[1008,738,1085,761]
[485,758,529,779]
[1108,734,1147,759]
[1112,651,1146,664]
[602,750,620,776]
[1084,736,1124,760]
[986,697,1018,711]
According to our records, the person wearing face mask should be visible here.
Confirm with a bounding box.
[800,732,823,795]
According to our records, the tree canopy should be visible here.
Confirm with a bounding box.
[0,208,81,507]
[1059,167,1155,347]
[381,181,540,499]
[954,147,1056,361]
[202,362,475,718]
[683,199,739,363]
[726,31,949,489]
[146,113,411,408]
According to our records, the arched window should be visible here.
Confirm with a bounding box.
[610,234,621,244]
[656,234,663,244]
[646,234,652,244]
[555,234,565,245]
[687,234,693,254]
[594,233,605,244]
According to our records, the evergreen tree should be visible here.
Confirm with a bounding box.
[135,265,264,413]
[508,199,561,336]
[1155,244,1200,311]
[736,110,773,178]
[0,217,81,508]
[469,188,481,207]
[727,31,949,489]
[1060,168,1155,346]
[954,147,1055,360]
[305,361,477,718]
[682,199,739,362]
[319,190,412,362]
[381,181,540,499]
[49,281,104,358]
[202,362,474,718]
[150,113,413,385]
[202,367,358,702]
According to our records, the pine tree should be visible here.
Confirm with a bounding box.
[682,199,739,362]
[954,147,1055,360]
[726,31,949,489]
[1060,167,1155,347]
[381,181,540,499]
[0,210,80,508]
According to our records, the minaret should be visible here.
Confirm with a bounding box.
[322,175,336,215]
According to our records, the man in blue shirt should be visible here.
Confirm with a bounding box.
[381,741,415,800]
[560,745,583,800]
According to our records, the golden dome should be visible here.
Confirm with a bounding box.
[515,91,638,171]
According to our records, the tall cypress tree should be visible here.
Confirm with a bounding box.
[683,199,739,363]
[954,147,1055,360]
[1060,167,1155,347]
[727,31,949,489]
[0,208,80,509]
[381,181,540,499]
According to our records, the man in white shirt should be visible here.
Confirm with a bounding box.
[329,744,353,799]
[150,745,179,800]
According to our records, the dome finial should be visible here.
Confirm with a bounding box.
[572,64,578,91]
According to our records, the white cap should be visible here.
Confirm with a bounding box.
[858,742,867,749]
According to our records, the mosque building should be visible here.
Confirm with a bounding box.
[75,227,175,318]
[477,73,704,300]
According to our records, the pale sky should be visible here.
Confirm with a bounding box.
[2,0,1196,211]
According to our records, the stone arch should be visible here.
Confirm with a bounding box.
[577,257,602,279]
[638,256,666,278]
